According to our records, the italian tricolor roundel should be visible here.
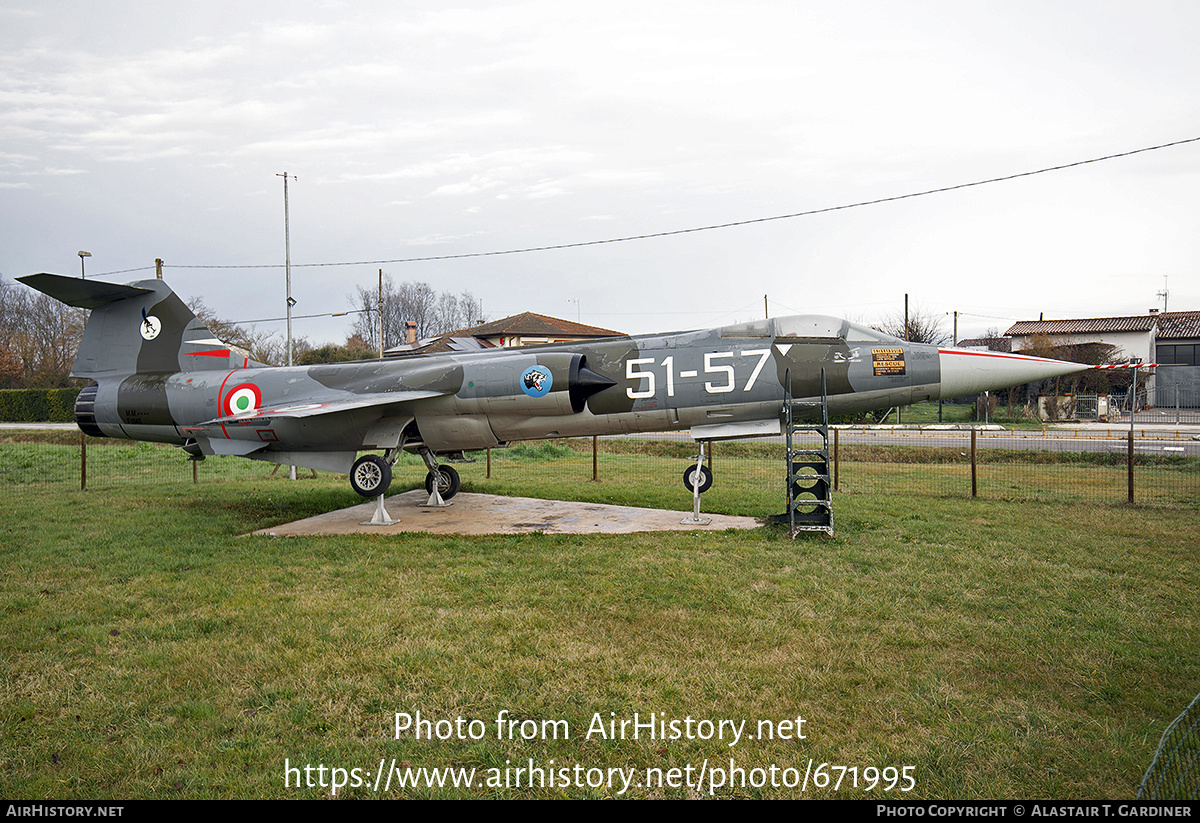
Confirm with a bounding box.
[223,383,262,416]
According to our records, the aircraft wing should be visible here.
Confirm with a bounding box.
[198,389,446,427]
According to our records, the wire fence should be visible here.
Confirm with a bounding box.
[1138,691,1200,800]
[1118,385,1200,426]
[2,425,1196,515]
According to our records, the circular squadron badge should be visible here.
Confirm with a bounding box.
[520,365,553,398]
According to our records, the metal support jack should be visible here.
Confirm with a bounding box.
[680,440,712,525]
[362,494,397,526]
[361,447,399,525]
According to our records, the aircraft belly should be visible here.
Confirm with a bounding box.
[210,411,376,451]
[245,450,357,474]
[114,423,187,444]
[488,409,688,441]
[417,413,500,450]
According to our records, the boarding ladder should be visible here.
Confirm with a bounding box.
[784,368,833,537]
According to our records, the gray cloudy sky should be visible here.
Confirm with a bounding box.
[3,0,1198,345]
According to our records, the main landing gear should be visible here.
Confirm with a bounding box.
[351,449,400,526]
[350,453,392,498]
[424,464,461,500]
[417,447,459,506]
[348,448,462,503]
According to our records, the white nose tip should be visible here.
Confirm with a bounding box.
[938,348,1090,400]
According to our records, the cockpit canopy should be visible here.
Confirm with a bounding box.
[720,315,903,343]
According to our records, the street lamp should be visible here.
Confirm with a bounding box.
[78,250,91,279]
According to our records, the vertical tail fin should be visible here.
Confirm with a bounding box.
[17,273,261,378]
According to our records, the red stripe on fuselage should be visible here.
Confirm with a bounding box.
[938,349,1057,364]
[941,350,1159,369]
[217,369,240,439]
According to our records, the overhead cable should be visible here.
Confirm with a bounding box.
[96,135,1200,277]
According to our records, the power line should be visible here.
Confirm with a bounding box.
[92,265,157,276]
[99,135,1200,277]
[231,308,368,325]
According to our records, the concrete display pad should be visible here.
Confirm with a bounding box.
[252,490,761,536]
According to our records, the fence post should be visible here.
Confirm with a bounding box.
[970,428,977,498]
[833,427,840,492]
[591,436,598,482]
[1127,430,1134,504]
[80,431,86,491]
[486,448,492,479]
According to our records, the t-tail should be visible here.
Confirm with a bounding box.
[17,273,264,440]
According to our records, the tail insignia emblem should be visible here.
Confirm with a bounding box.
[140,309,162,341]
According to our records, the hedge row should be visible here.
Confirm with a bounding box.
[0,388,81,422]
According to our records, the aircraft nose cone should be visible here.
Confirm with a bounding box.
[938,348,1090,400]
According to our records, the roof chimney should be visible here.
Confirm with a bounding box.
[1149,308,1159,314]
[405,321,417,345]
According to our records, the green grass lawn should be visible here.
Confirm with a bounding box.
[1,435,1197,798]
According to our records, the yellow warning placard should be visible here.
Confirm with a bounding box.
[872,347,906,376]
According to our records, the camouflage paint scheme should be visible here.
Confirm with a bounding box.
[19,273,1086,496]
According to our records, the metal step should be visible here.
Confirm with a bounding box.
[783,367,833,537]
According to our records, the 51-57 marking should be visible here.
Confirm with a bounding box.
[626,349,772,398]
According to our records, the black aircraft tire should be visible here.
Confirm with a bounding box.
[425,465,461,500]
[350,454,393,498]
[682,464,713,494]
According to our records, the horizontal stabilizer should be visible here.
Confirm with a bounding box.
[17,273,153,309]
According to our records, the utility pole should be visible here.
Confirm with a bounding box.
[378,269,384,360]
[278,172,297,481]
[900,293,909,424]
[277,172,296,368]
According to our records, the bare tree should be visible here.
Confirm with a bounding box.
[1019,333,1128,396]
[0,275,87,387]
[873,305,951,346]
[351,275,486,351]
[188,296,309,367]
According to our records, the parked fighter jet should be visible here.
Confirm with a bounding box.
[19,272,1088,499]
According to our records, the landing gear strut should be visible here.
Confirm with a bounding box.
[424,464,461,500]
[417,447,459,506]
[680,441,713,526]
